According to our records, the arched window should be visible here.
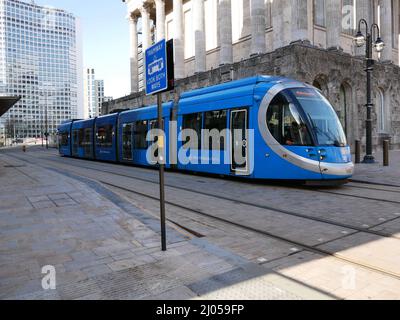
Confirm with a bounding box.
[377,88,385,132]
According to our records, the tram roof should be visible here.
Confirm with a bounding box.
[180,75,286,100]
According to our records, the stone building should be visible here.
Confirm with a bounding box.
[105,0,400,151]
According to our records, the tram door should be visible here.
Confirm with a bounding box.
[122,123,133,161]
[230,109,249,174]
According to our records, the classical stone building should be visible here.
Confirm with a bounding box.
[105,0,400,151]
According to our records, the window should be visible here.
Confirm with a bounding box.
[314,0,326,27]
[184,9,194,58]
[122,123,133,160]
[182,113,202,149]
[205,0,218,50]
[134,120,148,149]
[377,89,385,132]
[265,0,272,28]
[78,128,84,147]
[203,110,227,150]
[96,125,113,148]
[59,131,68,146]
[267,92,313,146]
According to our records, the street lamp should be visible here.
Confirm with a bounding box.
[354,19,385,164]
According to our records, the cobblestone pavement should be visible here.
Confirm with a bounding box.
[0,148,331,300]
[352,150,400,186]
[1,147,400,300]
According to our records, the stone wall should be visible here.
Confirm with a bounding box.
[102,42,400,151]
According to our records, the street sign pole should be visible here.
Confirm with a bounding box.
[145,39,174,252]
[157,93,167,251]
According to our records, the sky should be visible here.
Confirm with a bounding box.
[35,0,131,99]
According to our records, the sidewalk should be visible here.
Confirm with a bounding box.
[352,150,400,186]
[0,150,330,300]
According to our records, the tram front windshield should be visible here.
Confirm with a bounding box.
[290,88,347,147]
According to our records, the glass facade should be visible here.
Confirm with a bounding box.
[0,0,80,139]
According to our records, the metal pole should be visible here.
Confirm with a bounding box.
[157,93,167,251]
[355,140,361,164]
[362,33,375,163]
[45,94,48,150]
[41,97,44,147]
[383,139,389,167]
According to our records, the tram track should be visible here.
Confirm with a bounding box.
[19,152,400,241]
[4,150,400,281]
[100,180,400,281]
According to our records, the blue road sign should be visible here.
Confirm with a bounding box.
[145,39,168,95]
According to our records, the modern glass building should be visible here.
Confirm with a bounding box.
[83,68,105,118]
[0,0,83,139]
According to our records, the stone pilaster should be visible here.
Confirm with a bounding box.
[250,0,266,55]
[193,0,206,72]
[173,0,185,78]
[380,0,393,62]
[129,14,139,93]
[218,0,233,65]
[290,0,309,43]
[326,0,342,50]
[272,0,291,49]
[155,0,165,42]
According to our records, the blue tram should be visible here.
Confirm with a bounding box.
[58,76,354,182]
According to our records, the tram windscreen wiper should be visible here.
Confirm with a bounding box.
[307,113,337,146]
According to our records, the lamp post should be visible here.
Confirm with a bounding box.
[354,19,385,164]
[40,91,51,150]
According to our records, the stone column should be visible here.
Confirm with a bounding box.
[140,5,152,51]
[155,0,165,41]
[290,0,309,43]
[218,0,233,65]
[272,0,291,49]
[250,0,266,55]
[326,0,342,50]
[380,0,393,62]
[173,0,185,78]
[355,1,372,56]
[129,15,139,93]
[193,0,206,72]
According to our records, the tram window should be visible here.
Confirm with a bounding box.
[60,132,69,146]
[96,125,113,148]
[72,130,79,145]
[134,120,148,149]
[122,123,133,160]
[78,129,84,147]
[267,93,313,146]
[204,110,227,150]
[84,128,92,146]
[182,113,202,149]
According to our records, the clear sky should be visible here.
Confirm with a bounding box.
[35,0,131,99]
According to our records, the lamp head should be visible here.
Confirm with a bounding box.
[374,37,385,53]
[354,31,366,47]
